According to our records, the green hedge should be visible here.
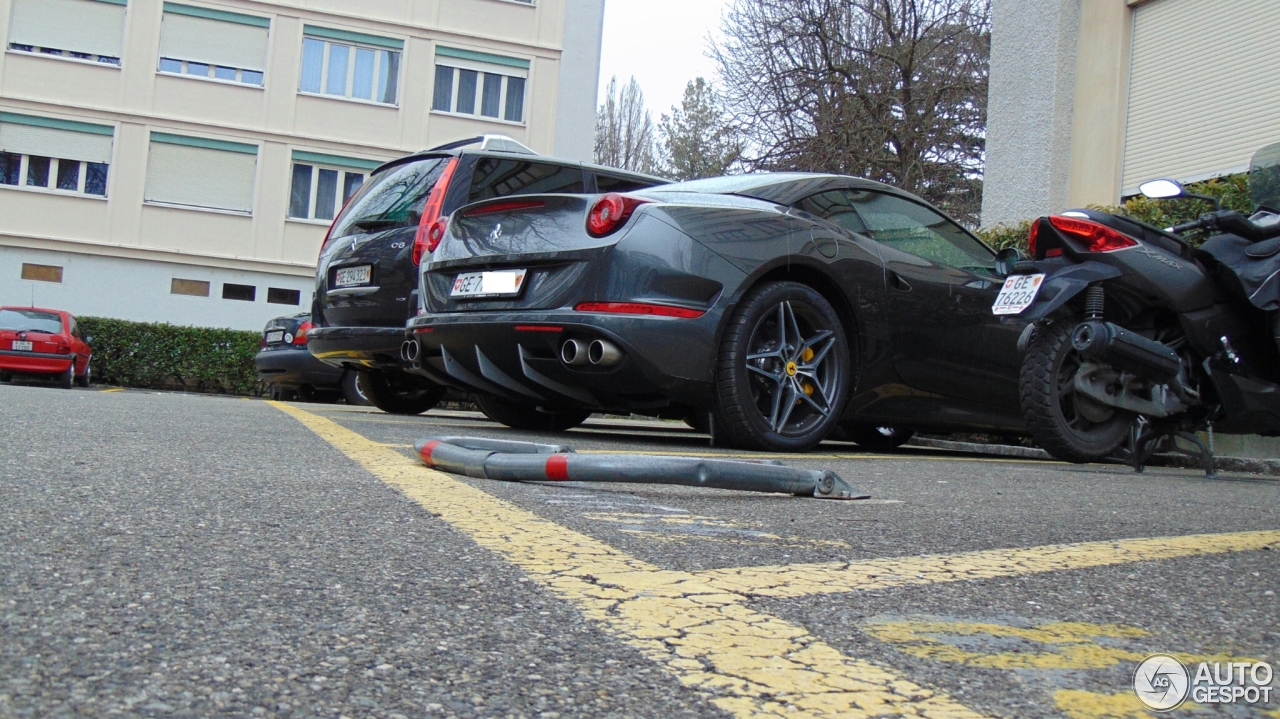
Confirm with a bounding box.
[77,317,262,395]
[976,174,1253,253]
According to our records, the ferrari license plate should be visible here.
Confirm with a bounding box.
[11,340,32,351]
[992,274,1045,315]
[451,269,528,298]
[334,265,371,288]
[265,331,284,344]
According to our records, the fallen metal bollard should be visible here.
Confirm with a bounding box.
[413,436,869,500]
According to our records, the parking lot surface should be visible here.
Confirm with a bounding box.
[2,385,1278,718]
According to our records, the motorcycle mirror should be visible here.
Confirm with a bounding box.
[995,247,1024,276]
[1139,178,1186,199]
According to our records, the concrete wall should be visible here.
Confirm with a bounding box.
[1,245,314,330]
[981,0,1080,227]
[0,0,605,328]
[552,0,604,162]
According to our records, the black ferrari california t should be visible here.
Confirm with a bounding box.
[404,173,1030,451]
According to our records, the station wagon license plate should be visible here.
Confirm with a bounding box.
[991,273,1045,315]
[451,269,528,298]
[334,265,372,288]
[11,340,32,351]
[265,331,284,344]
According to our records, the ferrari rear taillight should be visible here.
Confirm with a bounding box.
[413,157,460,265]
[1048,215,1138,253]
[574,301,705,319]
[586,193,650,237]
[294,321,315,345]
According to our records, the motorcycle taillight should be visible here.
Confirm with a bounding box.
[1048,215,1138,253]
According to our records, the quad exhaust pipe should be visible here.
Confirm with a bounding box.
[400,339,420,363]
[560,339,623,368]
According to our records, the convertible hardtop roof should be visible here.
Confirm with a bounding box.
[371,135,668,187]
[646,172,916,206]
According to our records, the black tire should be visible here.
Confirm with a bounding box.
[473,394,591,432]
[341,370,372,406]
[0,371,11,382]
[59,362,74,390]
[1021,319,1132,463]
[840,424,914,452]
[361,370,444,415]
[75,360,91,388]
[713,281,850,452]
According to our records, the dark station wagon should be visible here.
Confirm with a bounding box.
[307,135,667,414]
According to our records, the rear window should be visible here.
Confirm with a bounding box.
[595,172,663,193]
[0,309,62,334]
[467,158,585,202]
[329,158,446,239]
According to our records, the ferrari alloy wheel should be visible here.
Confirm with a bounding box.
[1021,319,1131,463]
[472,394,591,432]
[360,370,445,415]
[715,281,849,452]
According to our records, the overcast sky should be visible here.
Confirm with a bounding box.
[597,0,732,121]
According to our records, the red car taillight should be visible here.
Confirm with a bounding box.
[413,157,460,265]
[293,321,315,345]
[1048,215,1138,253]
[586,193,650,237]
[574,301,705,319]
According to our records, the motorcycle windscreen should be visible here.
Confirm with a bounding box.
[1249,142,1280,211]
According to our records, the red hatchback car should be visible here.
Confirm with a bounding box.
[0,307,92,389]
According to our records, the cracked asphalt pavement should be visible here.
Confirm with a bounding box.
[2,384,1278,718]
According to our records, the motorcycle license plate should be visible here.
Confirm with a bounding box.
[451,269,528,298]
[991,274,1045,315]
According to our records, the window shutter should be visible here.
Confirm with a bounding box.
[145,140,258,213]
[0,123,113,164]
[1123,0,1280,192]
[159,12,270,72]
[7,0,127,58]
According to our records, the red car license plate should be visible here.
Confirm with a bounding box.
[11,340,32,351]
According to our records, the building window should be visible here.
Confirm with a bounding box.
[299,27,402,105]
[287,151,381,222]
[171,278,211,297]
[157,4,269,87]
[267,288,301,305]
[21,263,63,283]
[144,132,258,214]
[431,48,529,123]
[6,0,126,66]
[222,283,256,301]
[1,114,114,197]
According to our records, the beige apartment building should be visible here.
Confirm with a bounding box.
[0,0,604,329]
[982,0,1280,227]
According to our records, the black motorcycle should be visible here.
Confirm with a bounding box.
[993,142,1280,475]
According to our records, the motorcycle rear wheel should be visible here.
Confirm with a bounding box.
[1021,319,1132,463]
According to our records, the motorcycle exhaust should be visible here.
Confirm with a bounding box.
[560,339,590,366]
[588,339,623,367]
[400,340,420,363]
[1071,320,1180,382]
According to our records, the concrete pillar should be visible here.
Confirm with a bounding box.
[1066,0,1135,209]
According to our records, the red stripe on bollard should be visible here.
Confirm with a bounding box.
[419,440,441,466]
[545,454,570,481]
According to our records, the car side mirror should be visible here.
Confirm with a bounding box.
[995,247,1025,276]
[1139,178,1186,199]
[83,335,93,343]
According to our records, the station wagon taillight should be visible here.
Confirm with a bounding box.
[413,157,460,265]
[294,321,314,345]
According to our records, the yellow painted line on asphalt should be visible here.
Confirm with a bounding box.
[271,401,988,719]
[690,529,1280,599]
[100,388,125,393]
